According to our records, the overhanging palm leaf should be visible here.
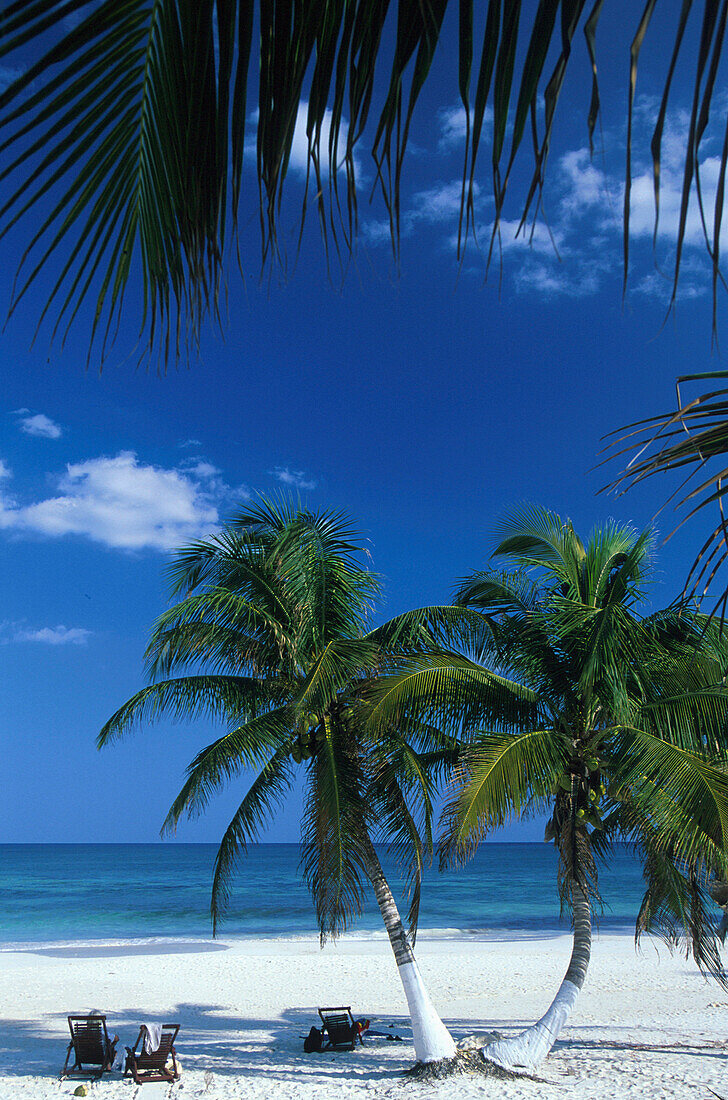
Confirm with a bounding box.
[366,603,496,662]
[0,3,725,361]
[606,371,728,613]
[636,849,726,987]
[296,637,381,712]
[612,728,728,862]
[300,717,371,941]
[366,652,540,736]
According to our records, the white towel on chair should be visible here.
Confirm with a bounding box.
[142,1024,163,1054]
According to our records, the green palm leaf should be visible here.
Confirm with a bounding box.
[300,715,370,941]
[439,728,566,862]
[0,3,726,360]
[605,373,728,612]
[97,674,273,746]
[161,705,296,826]
[296,637,381,712]
[613,727,728,859]
[366,652,540,737]
[207,744,297,934]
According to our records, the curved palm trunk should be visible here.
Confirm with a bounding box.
[484,883,591,1071]
[361,839,457,1064]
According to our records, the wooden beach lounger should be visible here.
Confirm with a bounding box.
[124,1023,180,1084]
[61,1014,118,1079]
[317,1006,363,1051]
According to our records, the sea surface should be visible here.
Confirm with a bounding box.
[1,842,653,950]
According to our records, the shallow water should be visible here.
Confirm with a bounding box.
[0,842,649,948]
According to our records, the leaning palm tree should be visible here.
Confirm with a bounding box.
[367,505,728,1071]
[98,498,460,1065]
[0,3,722,362]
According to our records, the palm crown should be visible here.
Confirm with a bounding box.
[369,505,728,981]
[99,498,451,939]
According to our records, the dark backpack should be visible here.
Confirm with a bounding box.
[303,1025,323,1053]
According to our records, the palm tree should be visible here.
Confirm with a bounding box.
[367,505,728,1071]
[98,498,459,1065]
[0,3,721,361]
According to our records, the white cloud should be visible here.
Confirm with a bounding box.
[437,104,494,152]
[0,459,11,479]
[438,105,470,151]
[626,152,728,252]
[408,181,474,225]
[271,466,317,491]
[249,102,361,180]
[179,438,202,449]
[17,412,63,439]
[0,451,225,551]
[229,483,253,500]
[365,179,485,244]
[632,270,707,301]
[12,625,92,646]
[496,218,563,256]
[513,260,603,299]
[367,96,727,301]
[185,460,221,480]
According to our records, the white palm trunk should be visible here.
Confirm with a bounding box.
[483,882,592,1071]
[362,841,456,1064]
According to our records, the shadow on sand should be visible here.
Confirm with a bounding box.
[1,1006,724,1081]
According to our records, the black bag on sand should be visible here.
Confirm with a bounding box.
[304,1026,323,1053]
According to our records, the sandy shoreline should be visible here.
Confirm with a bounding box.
[0,932,725,1099]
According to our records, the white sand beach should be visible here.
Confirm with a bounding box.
[0,932,725,1100]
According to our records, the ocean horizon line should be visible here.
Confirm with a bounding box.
[0,838,597,846]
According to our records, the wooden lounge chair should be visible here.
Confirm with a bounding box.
[124,1023,180,1084]
[61,1014,118,1079]
[317,1006,363,1051]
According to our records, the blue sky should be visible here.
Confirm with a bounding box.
[1,5,726,846]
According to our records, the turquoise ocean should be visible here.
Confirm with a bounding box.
[1,843,652,950]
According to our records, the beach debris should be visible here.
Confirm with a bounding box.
[457,1032,502,1051]
[405,1050,524,1080]
[72,1086,89,1097]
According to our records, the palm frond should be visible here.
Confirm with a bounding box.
[491,504,586,591]
[97,674,271,746]
[605,373,728,612]
[0,4,726,361]
[296,637,380,712]
[613,727,728,862]
[439,727,566,865]
[207,744,297,934]
[636,843,727,989]
[366,652,541,738]
[367,603,496,662]
[300,715,370,942]
[160,705,296,827]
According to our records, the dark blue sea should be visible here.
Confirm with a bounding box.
[0,843,649,950]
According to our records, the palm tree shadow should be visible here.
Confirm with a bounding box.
[0,1003,418,1082]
